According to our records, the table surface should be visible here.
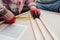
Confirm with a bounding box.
[0,10,60,40]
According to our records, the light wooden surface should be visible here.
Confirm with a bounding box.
[0,10,60,40]
[16,12,36,40]
[40,10,60,40]
[19,10,60,40]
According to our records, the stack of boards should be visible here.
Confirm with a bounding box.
[29,10,60,40]
[28,10,60,40]
[17,10,60,40]
[0,10,60,40]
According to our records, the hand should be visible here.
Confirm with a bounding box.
[1,9,16,24]
[30,6,40,18]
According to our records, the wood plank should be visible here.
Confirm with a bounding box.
[35,18,54,40]
[16,12,35,40]
[40,10,60,40]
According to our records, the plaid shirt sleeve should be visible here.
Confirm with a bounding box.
[26,0,36,8]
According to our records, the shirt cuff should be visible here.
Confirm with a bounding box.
[28,2,36,8]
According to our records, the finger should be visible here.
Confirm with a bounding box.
[37,9,40,16]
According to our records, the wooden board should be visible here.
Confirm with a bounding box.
[16,10,60,40]
[0,10,60,40]
[40,10,60,40]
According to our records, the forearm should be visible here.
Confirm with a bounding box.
[27,0,36,8]
[0,3,16,24]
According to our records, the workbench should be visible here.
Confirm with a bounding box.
[0,10,60,40]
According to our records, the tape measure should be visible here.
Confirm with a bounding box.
[16,16,33,20]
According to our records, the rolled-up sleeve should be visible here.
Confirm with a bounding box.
[26,0,36,8]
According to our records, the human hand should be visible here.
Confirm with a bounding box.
[30,6,41,18]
